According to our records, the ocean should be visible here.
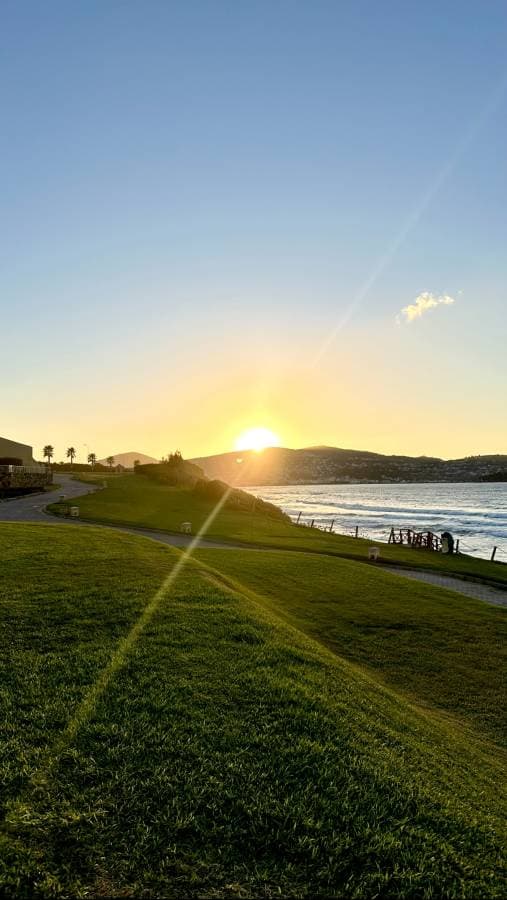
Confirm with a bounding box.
[252,482,507,562]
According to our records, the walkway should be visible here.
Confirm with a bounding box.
[0,476,235,549]
[0,475,98,521]
[382,565,507,609]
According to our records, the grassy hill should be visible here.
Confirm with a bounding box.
[51,474,507,586]
[196,548,507,746]
[0,524,505,897]
[97,451,158,467]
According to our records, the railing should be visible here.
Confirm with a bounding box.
[0,465,46,474]
[0,465,52,495]
[288,513,505,563]
[387,527,441,551]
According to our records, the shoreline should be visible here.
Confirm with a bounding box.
[252,481,507,564]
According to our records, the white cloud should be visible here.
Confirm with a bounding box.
[396,291,456,324]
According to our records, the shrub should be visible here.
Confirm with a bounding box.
[136,455,204,487]
[193,479,288,520]
[54,462,109,472]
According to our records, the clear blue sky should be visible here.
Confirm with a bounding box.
[2,1,506,460]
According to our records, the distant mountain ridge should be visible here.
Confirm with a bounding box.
[190,446,507,485]
[98,452,158,468]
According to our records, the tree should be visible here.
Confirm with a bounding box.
[66,446,76,470]
[87,452,97,470]
[106,456,115,470]
[42,445,54,467]
[133,459,140,468]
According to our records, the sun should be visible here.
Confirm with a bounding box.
[234,427,281,453]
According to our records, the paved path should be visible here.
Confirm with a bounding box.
[78,520,242,550]
[0,475,98,521]
[382,565,507,609]
[2,477,506,607]
[0,476,236,549]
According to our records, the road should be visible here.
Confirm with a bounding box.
[0,476,237,549]
[0,475,98,521]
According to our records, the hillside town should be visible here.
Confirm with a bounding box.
[191,446,507,485]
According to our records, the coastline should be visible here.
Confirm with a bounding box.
[252,481,507,563]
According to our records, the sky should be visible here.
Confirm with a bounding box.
[2,0,506,462]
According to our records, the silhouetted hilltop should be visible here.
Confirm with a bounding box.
[190,446,507,485]
[97,452,158,468]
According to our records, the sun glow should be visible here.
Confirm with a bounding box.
[234,427,281,453]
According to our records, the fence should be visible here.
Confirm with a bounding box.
[289,512,505,563]
[0,465,52,496]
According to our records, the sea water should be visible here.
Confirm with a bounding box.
[253,482,507,562]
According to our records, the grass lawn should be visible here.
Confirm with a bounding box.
[0,524,505,897]
[196,549,507,746]
[53,474,507,586]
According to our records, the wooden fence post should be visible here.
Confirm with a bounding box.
[329,519,335,533]
[355,525,359,538]
[296,511,301,524]
[491,546,497,562]
[311,519,315,528]
[455,539,459,554]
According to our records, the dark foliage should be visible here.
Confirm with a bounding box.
[136,453,204,487]
[194,478,288,520]
[54,462,110,472]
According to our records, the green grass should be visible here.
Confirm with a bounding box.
[53,474,507,586]
[0,524,505,897]
[196,549,507,746]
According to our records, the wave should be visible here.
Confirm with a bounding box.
[255,483,507,560]
[287,499,507,519]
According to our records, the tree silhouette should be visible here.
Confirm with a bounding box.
[87,452,97,470]
[66,446,76,470]
[106,456,115,469]
[42,445,54,466]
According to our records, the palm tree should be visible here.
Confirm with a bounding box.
[42,445,54,467]
[87,452,97,470]
[106,455,115,470]
[66,446,76,470]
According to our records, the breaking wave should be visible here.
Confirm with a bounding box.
[253,482,507,561]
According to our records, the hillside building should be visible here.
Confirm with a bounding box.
[0,435,38,466]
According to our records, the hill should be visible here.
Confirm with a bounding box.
[97,451,158,467]
[50,475,507,585]
[191,445,507,485]
[0,523,505,897]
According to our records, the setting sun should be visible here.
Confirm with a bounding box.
[234,427,281,453]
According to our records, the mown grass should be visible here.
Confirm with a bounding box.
[196,549,507,746]
[0,524,505,897]
[51,475,507,585]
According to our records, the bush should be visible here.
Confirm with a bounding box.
[135,454,287,521]
[54,462,110,472]
[193,479,288,521]
[136,455,204,487]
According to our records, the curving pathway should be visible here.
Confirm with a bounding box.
[0,475,97,521]
[2,476,506,608]
[381,565,507,609]
[0,476,238,549]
